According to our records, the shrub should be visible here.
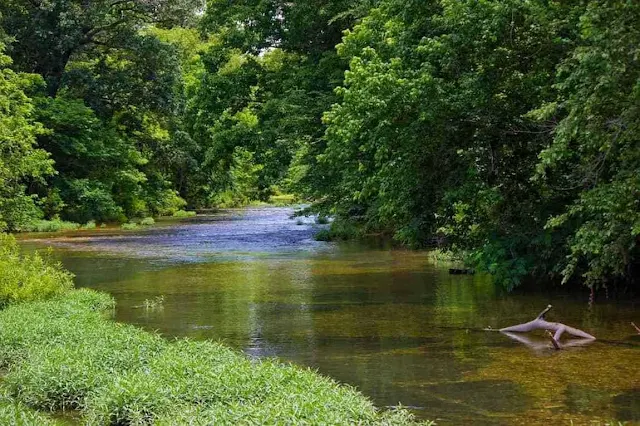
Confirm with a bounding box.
[20,219,80,233]
[0,234,74,308]
[120,222,139,230]
[81,220,97,230]
[139,217,155,226]
[316,215,330,225]
[314,219,360,242]
[172,210,196,218]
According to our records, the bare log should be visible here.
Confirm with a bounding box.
[499,305,595,349]
[632,322,640,335]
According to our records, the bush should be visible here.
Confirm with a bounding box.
[81,220,97,230]
[20,219,80,233]
[172,210,196,218]
[314,219,361,242]
[139,217,155,226]
[316,215,330,225]
[0,234,74,308]
[120,222,139,230]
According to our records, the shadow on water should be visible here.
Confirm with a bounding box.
[19,207,640,425]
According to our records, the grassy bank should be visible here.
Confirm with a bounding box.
[0,235,423,425]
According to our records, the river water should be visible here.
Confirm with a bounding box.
[19,207,640,424]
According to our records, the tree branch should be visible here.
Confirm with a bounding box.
[499,305,595,350]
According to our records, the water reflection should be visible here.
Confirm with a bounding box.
[19,207,640,425]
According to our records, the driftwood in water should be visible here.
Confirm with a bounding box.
[499,305,595,349]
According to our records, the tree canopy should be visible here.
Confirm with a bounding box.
[0,0,637,291]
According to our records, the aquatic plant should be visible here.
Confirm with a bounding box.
[143,295,165,311]
[429,249,458,263]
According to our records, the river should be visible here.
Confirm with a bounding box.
[18,207,640,425]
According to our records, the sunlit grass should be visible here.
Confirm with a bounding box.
[139,217,155,226]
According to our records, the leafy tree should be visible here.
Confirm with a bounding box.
[0,44,54,230]
[0,0,204,95]
[533,0,640,288]
[310,0,638,290]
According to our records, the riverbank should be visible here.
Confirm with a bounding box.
[0,289,420,425]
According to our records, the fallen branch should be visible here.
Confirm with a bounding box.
[632,322,640,335]
[499,305,595,349]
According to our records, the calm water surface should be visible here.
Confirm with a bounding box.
[19,207,640,425]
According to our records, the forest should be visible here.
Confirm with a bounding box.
[1,0,638,292]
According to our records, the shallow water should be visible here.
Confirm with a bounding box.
[19,207,640,424]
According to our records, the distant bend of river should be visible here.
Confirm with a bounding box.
[19,207,640,425]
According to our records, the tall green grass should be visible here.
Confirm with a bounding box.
[0,234,74,308]
[0,290,423,425]
[0,389,61,426]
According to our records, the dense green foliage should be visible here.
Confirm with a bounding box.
[0,234,73,308]
[311,0,640,291]
[0,44,54,231]
[0,289,418,424]
[1,0,638,290]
